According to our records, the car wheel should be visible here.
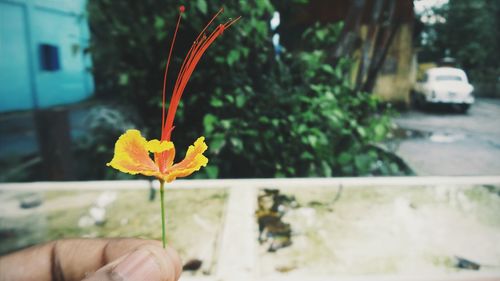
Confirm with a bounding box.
[411,91,425,110]
[417,95,427,110]
[459,104,470,113]
[409,91,418,108]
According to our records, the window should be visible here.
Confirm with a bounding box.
[435,75,462,81]
[39,43,60,71]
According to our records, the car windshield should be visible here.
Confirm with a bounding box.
[435,75,463,81]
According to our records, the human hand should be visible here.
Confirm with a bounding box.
[0,238,181,281]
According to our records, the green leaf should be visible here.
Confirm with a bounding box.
[308,135,318,147]
[227,49,240,66]
[258,116,269,124]
[210,98,223,107]
[210,134,226,154]
[321,64,334,74]
[154,16,165,30]
[300,151,314,160]
[321,161,332,177]
[354,155,371,172]
[221,120,231,129]
[316,29,327,41]
[374,124,387,140]
[197,0,208,14]
[205,166,218,178]
[230,137,243,152]
[252,20,268,37]
[225,95,234,103]
[338,152,351,165]
[335,66,342,78]
[310,84,322,93]
[235,95,246,108]
[357,127,366,138]
[275,172,286,178]
[203,114,217,134]
[118,73,129,85]
[240,47,250,58]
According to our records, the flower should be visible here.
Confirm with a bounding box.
[107,6,240,182]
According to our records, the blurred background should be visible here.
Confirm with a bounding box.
[0,0,499,181]
[1,1,500,279]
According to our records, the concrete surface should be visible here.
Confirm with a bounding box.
[2,178,500,281]
[392,98,500,176]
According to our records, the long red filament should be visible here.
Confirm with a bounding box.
[172,16,240,102]
[161,6,184,139]
[172,30,218,109]
[171,9,234,103]
[163,8,225,139]
[163,16,240,141]
[173,16,240,102]
[160,5,240,142]
[163,29,220,140]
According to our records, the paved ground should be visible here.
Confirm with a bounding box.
[0,103,92,181]
[0,105,88,159]
[391,98,500,176]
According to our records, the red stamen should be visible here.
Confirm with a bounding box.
[167,8,224,109]
[163,8,226,140]
[172,37,205,100]
[196,7,225,44]
[175,16,240,96]
[173,17,240,101]
[224,16,241,29]
[167,8,223,94]
[174,27,222,98]
[161,7,184,140]
[162,8,240,141]
[164,28,221,140]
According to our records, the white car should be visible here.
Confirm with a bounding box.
[412,67,474,112]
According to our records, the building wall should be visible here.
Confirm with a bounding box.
[372,23,415,106]
[0,0,93,112]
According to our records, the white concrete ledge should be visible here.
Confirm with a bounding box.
[2,177,500,280]
[259,272,500,281]
[1,176,500,191]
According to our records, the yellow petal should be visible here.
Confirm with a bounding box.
[106,129,159,176]
[162,136,209,182]
[147,139,174,153]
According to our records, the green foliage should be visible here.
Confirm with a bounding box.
[87,0,405,179]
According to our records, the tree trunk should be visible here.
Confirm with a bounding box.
[35,108,74,180]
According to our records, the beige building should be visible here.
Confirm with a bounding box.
[368,24,416,106]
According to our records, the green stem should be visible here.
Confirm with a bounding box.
[159,180,166,248]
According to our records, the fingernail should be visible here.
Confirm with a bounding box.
[112,250,162,281]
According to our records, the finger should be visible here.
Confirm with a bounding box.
[83,244,179,281]
[165,247,182,280]
[0,238,181,281]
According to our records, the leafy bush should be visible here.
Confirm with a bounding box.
[87,0,407,179]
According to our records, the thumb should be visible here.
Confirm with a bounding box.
[83,244,181,281]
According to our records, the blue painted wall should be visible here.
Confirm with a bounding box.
[0,0,94,112]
